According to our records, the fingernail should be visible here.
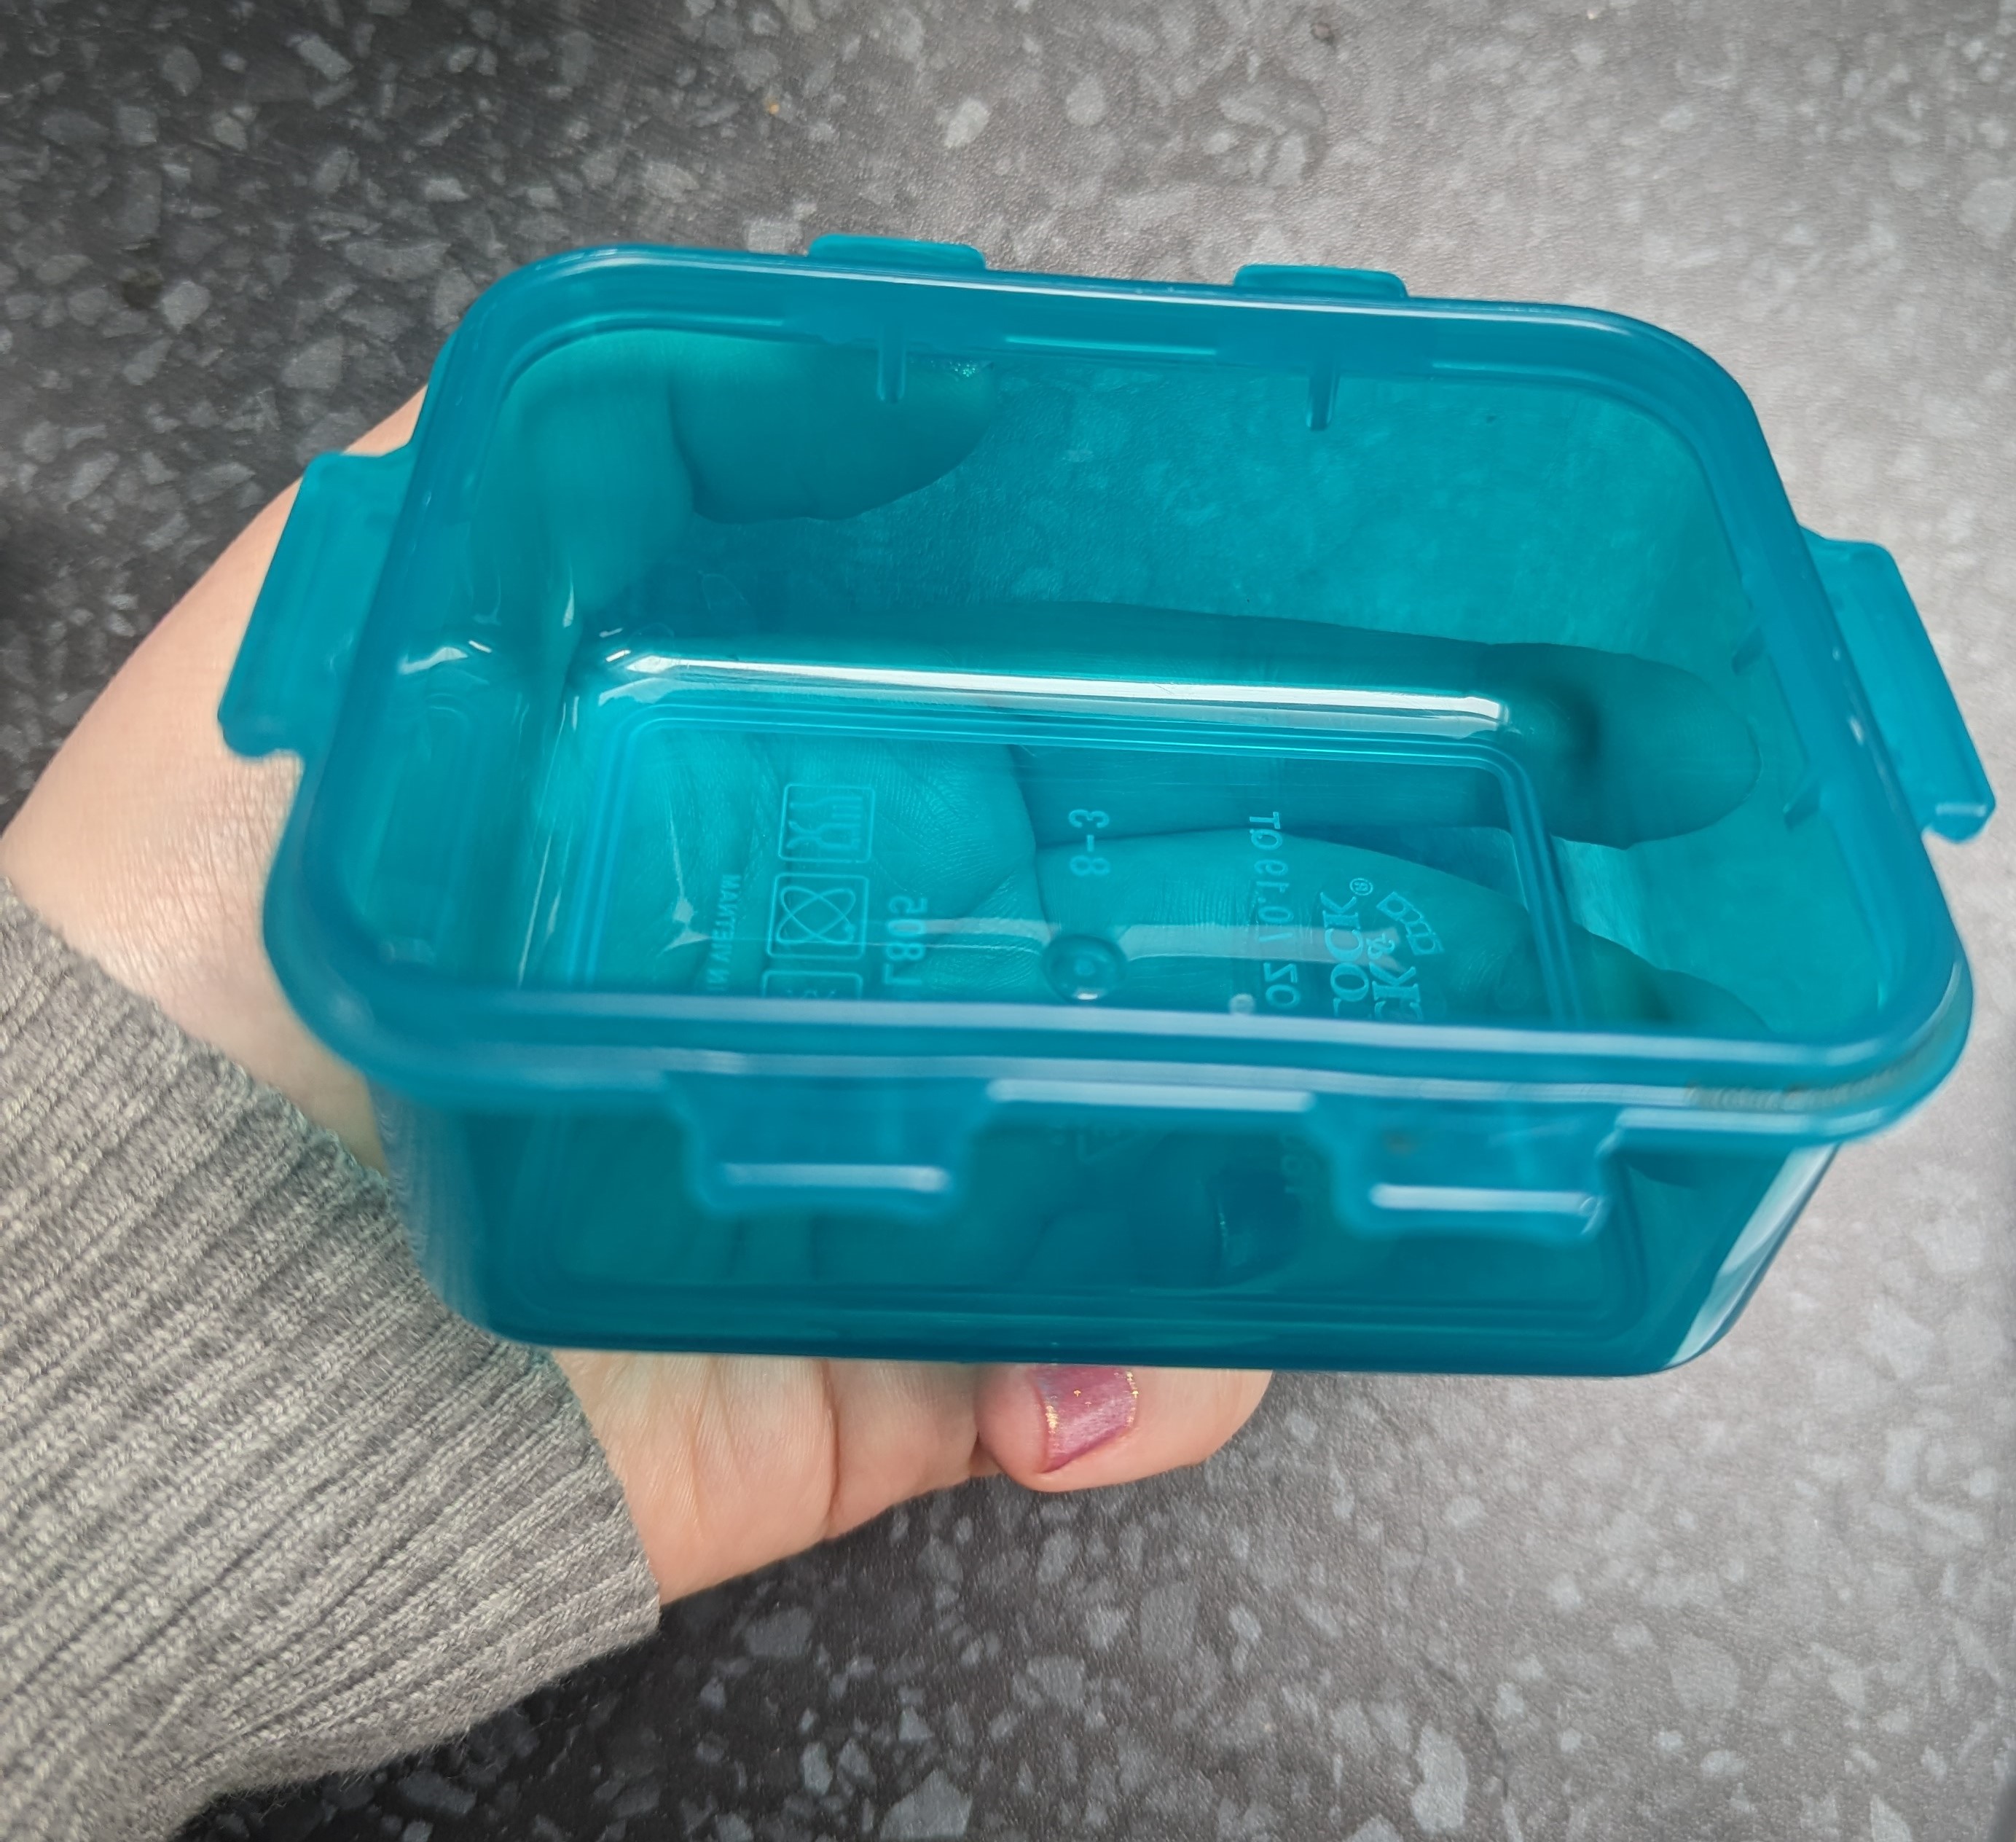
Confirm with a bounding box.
[1032,1365,1139,1473]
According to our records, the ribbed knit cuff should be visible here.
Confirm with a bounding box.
[0,885,661,1841]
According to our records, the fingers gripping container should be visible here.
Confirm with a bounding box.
[223,238,1993,1373]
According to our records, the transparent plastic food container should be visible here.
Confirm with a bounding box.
[222,237,1992,1373]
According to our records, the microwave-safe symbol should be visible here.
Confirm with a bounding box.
[779,783,875,863]
[769,873,870,958]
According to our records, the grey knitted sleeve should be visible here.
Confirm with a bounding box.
[0,885,663,1841]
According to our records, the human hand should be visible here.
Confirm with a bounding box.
[506,329,1754,1025]
[0,388,1269,1607]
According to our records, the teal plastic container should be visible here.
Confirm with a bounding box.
[223,238,1992,1373]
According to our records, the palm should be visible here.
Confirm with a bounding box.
[0,391,1270,1608]
[554,1348,1266,1602]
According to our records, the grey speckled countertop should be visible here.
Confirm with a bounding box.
[2,1,2013,1838]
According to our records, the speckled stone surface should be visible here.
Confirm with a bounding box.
[2,1,2012,1838]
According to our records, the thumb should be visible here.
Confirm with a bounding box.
[976,1363,1271,1489]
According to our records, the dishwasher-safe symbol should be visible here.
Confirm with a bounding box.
[779,783,874,864]
[768,874,870,959]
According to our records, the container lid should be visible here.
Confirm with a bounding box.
[225,238,1989,1218]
